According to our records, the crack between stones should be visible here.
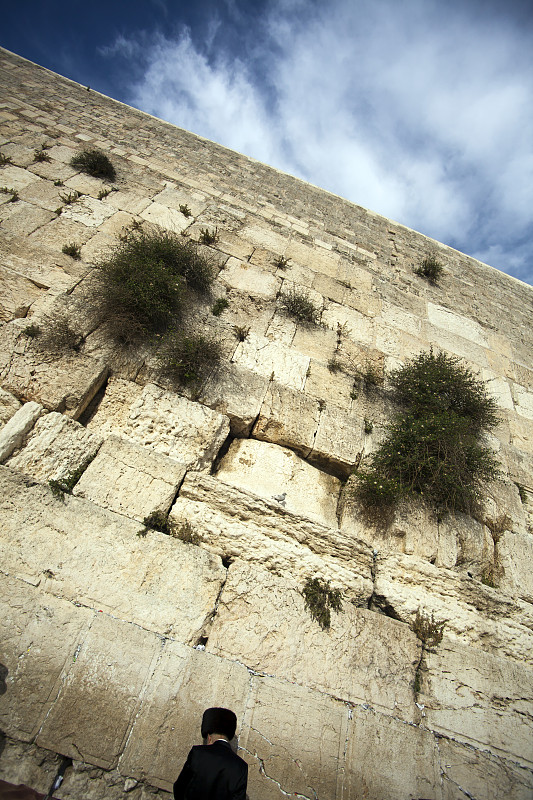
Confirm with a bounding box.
[34,611,97,746]
[238,744,317,800]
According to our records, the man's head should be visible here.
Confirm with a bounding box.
[201,707,237,742]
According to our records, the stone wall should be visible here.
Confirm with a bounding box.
[0,47,532,799]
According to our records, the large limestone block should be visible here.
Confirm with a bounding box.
[0,466,226,640]
[437,736,533,800]
[442,514,493,579]
[427,303,489,346]
[0,322,108,418]
[373,552,533,665]
[421,640,533,767]
[0,200,54,236]
[36,613,160,769]
[0,574,93,741]
[170,473,373,604]
[151,185,207,217]
[310,404,366,476]
[6,411,102,480]
[139,201,191,232]
[0,232,88,291]
[252,382,320,458]
[0,387,21,427]
[0,401,43,462]
[236,224,289,255]
[216,438,341,528]
[207,562,420,720]
[199,362,270,436]
[291,321,337,361]
[86,379,230,471]
[497,529,533,604]
[219,257,281,299]
[343,707,440,800]
[73,434,186,522]
[120,644,251,791]
[60,194,116,227]
[0,164,39,191]
[0,266,44,322]
[340,494,440,562]
[240,676,348,800]
[322,302,374,347]
[232,331,310,391]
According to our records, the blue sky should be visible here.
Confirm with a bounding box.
[2,0,533,285]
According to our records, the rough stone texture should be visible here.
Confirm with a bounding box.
[240,676,348,800]
[253,381,321,457]
[6,410,102,480]
[0,400,43,461]
[36,614,160,769]
[344,708,440,800]
[170,472,373,604]
[232,331,310,391]
[373,552,533,665]
[207,562,420,721]
[73,434,186,522]
[0,574,93,742]
[1,47,532,800]
[0,466,226,640]
[0,321,108,417]
[87,379,230,471]
[216,438,341,528]
[421,640,533,768]
[199,362,269,436]
[0,738,170,800]
[0,386,21,426]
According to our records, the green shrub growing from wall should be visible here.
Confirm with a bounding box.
[354,350,500,516]
[92,226,216,343]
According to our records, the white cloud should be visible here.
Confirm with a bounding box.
[106,0,533,283]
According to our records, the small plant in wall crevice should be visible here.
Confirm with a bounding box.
[415,254,443,285]
[279,288,320,324]
[302,576,342,629]
[70,148,116,181]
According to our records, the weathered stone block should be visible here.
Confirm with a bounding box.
[207,562,419,720]
[170,472,372,604]
[0,321,108,418]
[438,736,533,800]
[310,404,365,476]
[232,331,310,391]
[421,640,533,767]
[216,438,341,528]
[73,434,186,522]
[343,707,440,800]
[0,574,93,741]
[86,379,230,471]
[6,411,102,480]
[0,466,226,640]
[37,613,160,769]
[200,362,269,436]
[0,401,43,462]
[240,676,347,800]
[252,382,320,457]
[373,552,533,665]
[497,529,533,604]
[139,201,191,232]
[0,386,21,427]
[219,257,281,299]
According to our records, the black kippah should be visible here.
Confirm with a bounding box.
[201,707,237,740]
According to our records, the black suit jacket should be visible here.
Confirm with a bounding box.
[173,740,248,800]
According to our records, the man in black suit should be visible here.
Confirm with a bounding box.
[173,707,248,800]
